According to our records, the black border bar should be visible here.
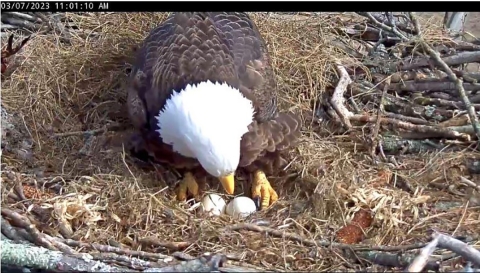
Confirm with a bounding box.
[1,1,469,13]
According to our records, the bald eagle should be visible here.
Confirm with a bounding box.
[127,12,302,210]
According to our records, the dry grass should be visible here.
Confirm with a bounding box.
[1,12,480,271]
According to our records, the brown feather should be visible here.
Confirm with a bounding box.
[127,12,302,179]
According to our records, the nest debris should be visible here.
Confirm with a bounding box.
[1,12,480,272]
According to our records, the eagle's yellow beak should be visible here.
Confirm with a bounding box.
[219,173,235,194]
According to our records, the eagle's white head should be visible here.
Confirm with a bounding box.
[156,80,255,194]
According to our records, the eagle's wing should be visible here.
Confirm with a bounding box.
[127,12,239,133]
[207,12,278,122]
[204,13,301,171]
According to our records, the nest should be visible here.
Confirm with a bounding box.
[1,12,480,272]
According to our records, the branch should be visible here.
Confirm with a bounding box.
[381,135,450,155]
[459,176,480,192]
[1,238,127,272]
[404,51,480,70]
[355,250,445,271]
[331,64,353,129]
[226,223,428,252]
[409,12,480,140]
[350,114,471,140]
[411,94,480,111]
[1,238,244,272]
[351,83,455,123]
[330,71,470,140]
[356,12,410,41]
[407,236,439,272]
[435,232,480,267]
[389,80,480,94]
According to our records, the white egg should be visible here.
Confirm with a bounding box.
[199,194,226,216]
[225,196,257,219]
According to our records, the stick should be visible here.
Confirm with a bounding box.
[356,12,409,41]
[355,250,446,271]
[409,12,480,140]
[1,216,28,242]
[349,114,471,141]
[2,12,42,23]
[398,51,480,71]
[434,232,480,267]
[389,81,480,94]
[1,208,58,251]
[384,112,429,125]
[351,83,455,123]
[331,64,353,129]
[407,236,439,272]
[52,123,121,138]
[1,208,76,254]
[1,238,252,272]
[139,237,192,251]
[381,135,450,155]
[370,76,390,158]
[412,95,480,111]
[2,238,127,272]
[58,238,172,261]
[459,176,480,191]
[226,223,428,252]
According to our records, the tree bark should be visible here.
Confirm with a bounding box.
[445,12,468,33]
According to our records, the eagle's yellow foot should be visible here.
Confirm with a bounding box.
[251,170,278,210]
[176,172,199,201]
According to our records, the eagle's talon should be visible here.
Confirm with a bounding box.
[252,196,261,211]
[177,172,200,201]
[251,170,278,210]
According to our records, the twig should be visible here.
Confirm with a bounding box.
[384,112,429,125]
[1,237,247,272]
[459,176,480,191]
[1,208,57,251]
[143,254,227,272]
[407,236,439,272]
[225,223,429,251]
[370,76,391,158]
[356,12,410,41]
[409,12,480,140]
[381,136,450,155]
[351,83,455,123]
[390,81,480,94]
[331,64,353,129]
[1,216,27,242]
[58,238,172,261]
[1,17,41,32]
[139,237,192,251]
[1,208,77,254]
[350,114,471,141]
[413,94,480,111]
[355,250,445,271]
[3,12,42,23]
[1,238,132,272]
[52,123,121,138]
[434,232,480,267]
[397,51,480,71]
[89,252,158,270]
